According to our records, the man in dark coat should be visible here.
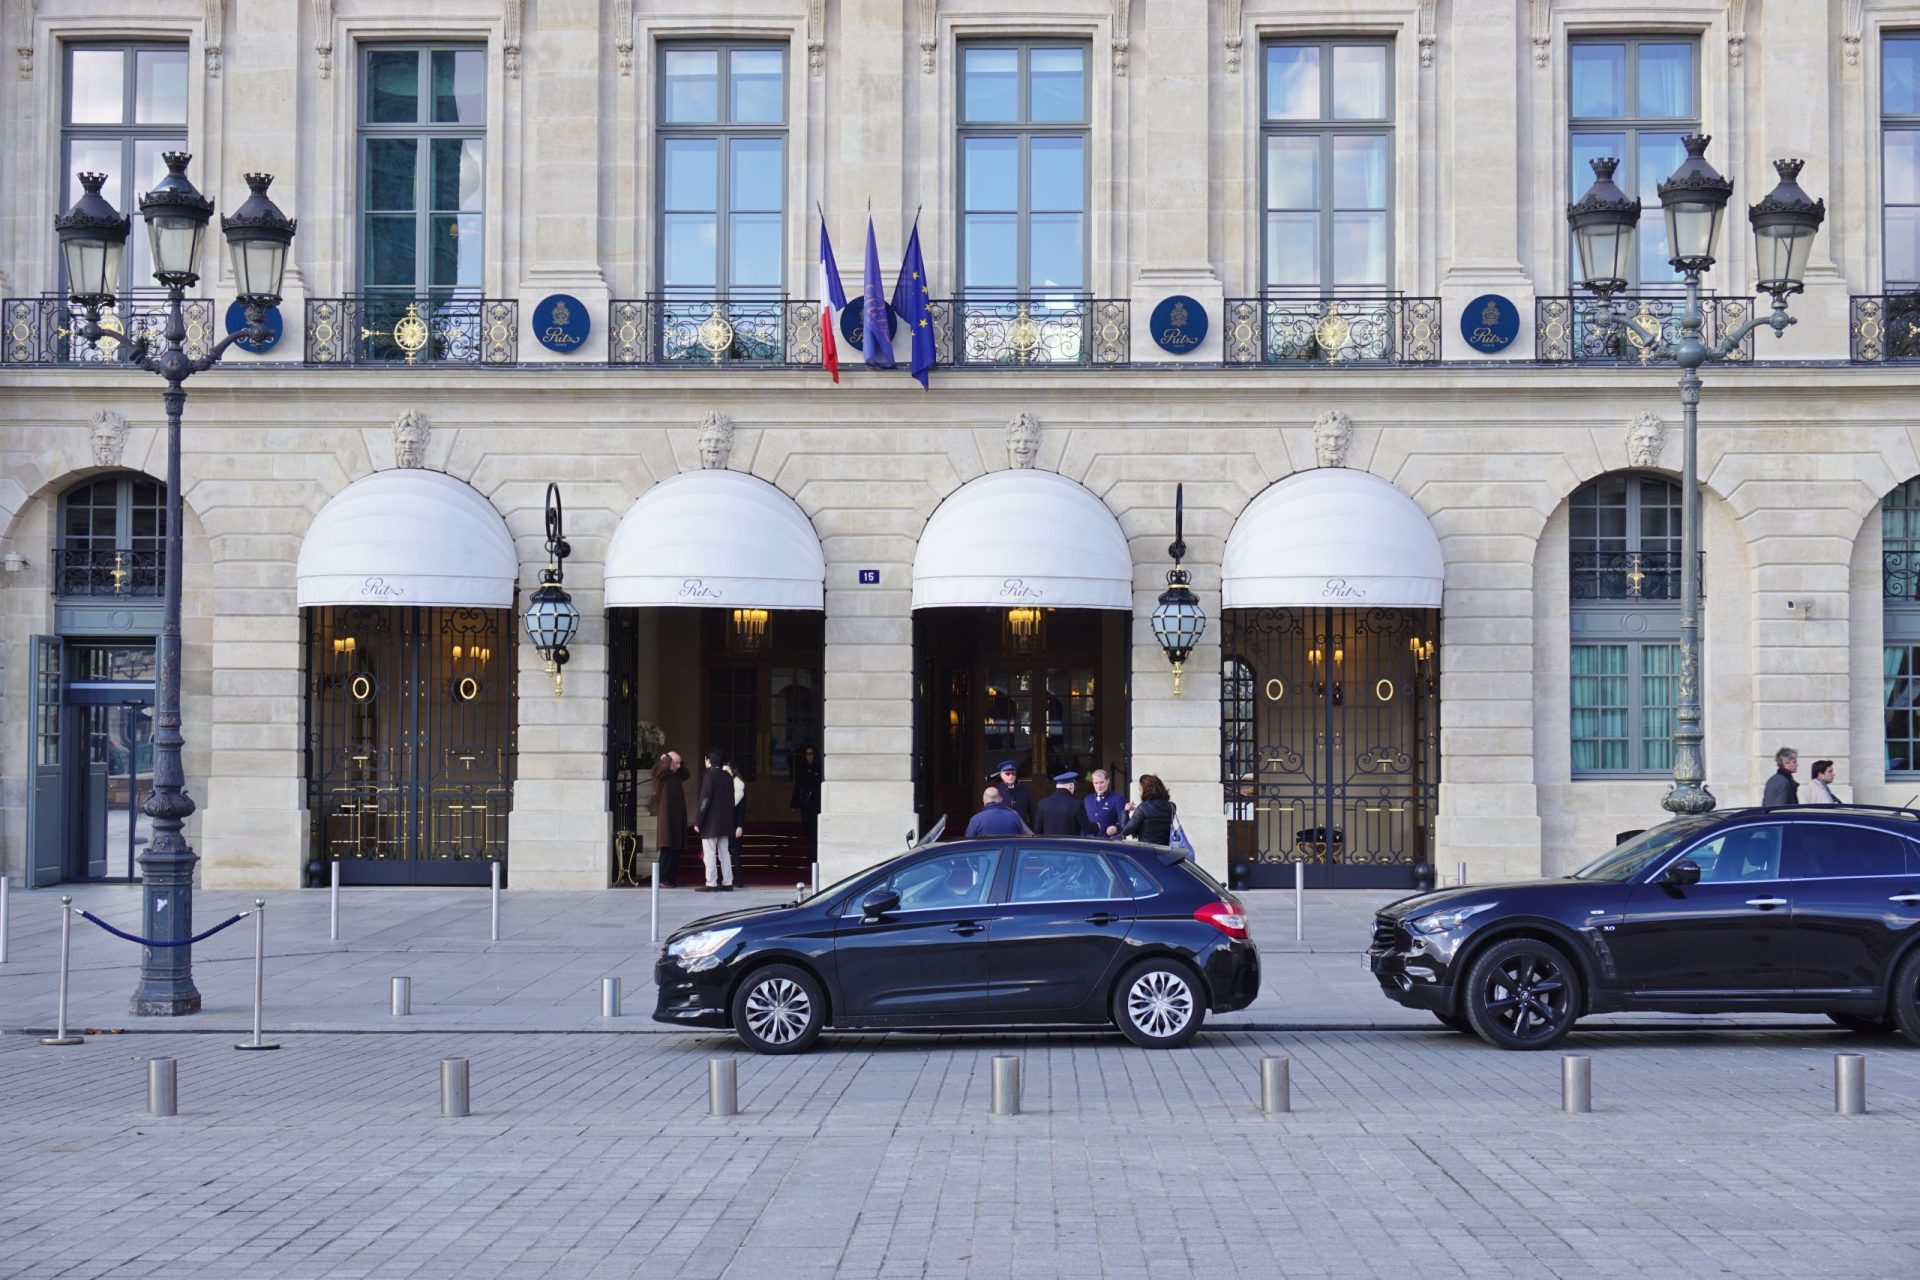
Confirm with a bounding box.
[1082,768,1126,839]
[1033,771,1091,836]
[1762,747,1799,807]
[990,760,1033,828]
[650,750,689,887]
[965,787,1029,838]
[693,748,739,891]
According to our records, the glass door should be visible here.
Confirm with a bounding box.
[63,643,157,882]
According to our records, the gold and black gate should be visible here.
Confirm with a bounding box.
[303,605,515,885]
[1222,606,1439,888]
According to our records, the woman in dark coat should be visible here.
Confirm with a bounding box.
[790,744,822,858]
[1120,773,1177,846]
[651,751,689,887]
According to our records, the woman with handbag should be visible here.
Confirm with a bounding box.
[1120,774,1178,846]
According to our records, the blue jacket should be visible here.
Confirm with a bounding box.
[965,804,1029,838]
[1082,790,1126,838]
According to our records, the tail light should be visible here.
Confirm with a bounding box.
[1195,900,1248,939]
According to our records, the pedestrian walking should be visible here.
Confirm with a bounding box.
[965,787,1030,838]
[1120,774,1177,845]
[790,744,822,860]
[1762,747,1800,807]
[726,761,747,886]
[1804,759,1843,805]
[990,760,1034,828]
[650,750,689,887]
[1033,771,1091,836]
[1082,768,1125,838]
[692,749,739,891]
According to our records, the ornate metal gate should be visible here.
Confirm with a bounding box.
[1222,607,1439,888]
[304,605,515,885]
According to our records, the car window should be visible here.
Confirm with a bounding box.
[1683,825,1784,883]
[1788,824,1911,879]
[866,850,1001,911]
[1114,856,1160,897]
[1008,847,1120,903]
[1573,816,1717,881]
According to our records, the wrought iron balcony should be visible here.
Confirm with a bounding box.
[1536,294,1755,365]
[608,296,814,365]
[1886,545,1920,600]
[1850,293,1920,363]
[2,294,214,365]
[1569,550,1701,602]
[53,546,165,598]
[1222,295,1442,365]
[941,296,1128,367]
[305,295,517,365]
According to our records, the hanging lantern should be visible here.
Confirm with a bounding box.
[522,482,580,694]
[729,607,771,653]
[1150,483,1208,697]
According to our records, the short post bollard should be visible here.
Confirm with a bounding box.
[1835,1053,1866,1116]
[440,1058,470,1117]
[328,860,340,942]
[1457,860,1468,889]
[0,873,11,964]
[708,1057,738,1117]
[1561,1055,1592,1114]
[235,899,279,1051]
[1293,861,1304,943]
[489,860,501,942]
[1260,1055,1291,1115]
[601,976,622,1018]
[812,863,820,897]
[990,1055,1021,1117]
[39,895,82,1046]
[650,861,660,944]
[148,1057,177,1117]
[391,975,411,1017]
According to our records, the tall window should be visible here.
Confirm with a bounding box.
[359,47,486,300]
[57,472,166,597]
[1883,479,1920,774]
[656,44,787,299]
[1569,38,1698,290]
[958,42,1089,296]
[61,43,188,293]
[1261,39,1392,292]
[1885,34,1920,290]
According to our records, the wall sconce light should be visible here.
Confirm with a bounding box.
[522,482,580,695]
[1004,606,1045,649]
[729,607,770,652]
[2,551,26,572]
[1149,483,1207,697]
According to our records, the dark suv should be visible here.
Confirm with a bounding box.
[1369,805,1920,1049]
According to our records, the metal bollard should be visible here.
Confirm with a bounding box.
[1293,861,1304,943]
[990,1055,1021,1117]
[440,1058,470,1117]
[0,874,11,964]
[329,860,340,941]
[1260,1055,1291,1115]
[1561,1055,1592,1114]
[812,863,820,897]
[147,1057,177,1117]
[601,976,622,1018]
[1457,860,1468,889]
[489,860,501,942]
[1835,1053,1866,1116]
[650,861,660,944]
[391,976,411,1017]
[708,1057,738,1117]
[39,896,82,1046]
[235,900,279,1051]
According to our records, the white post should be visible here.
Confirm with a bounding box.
[812,862,820,896]
[0,874,10,964]
[489,860,501,942]
[328,860,340,941]
[650,861,660,944]
[1293,861,1304,943]
[235,900,279,1051]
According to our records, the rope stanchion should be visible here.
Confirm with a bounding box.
[77,909,247,948]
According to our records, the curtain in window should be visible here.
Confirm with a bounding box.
[1571,644,1629,772]
[1641,644,1677,773]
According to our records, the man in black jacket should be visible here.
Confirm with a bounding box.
[693,749,739,891]
[1762,747,1799,807]
[1033,771,1091,836]
[990,760,1033,828]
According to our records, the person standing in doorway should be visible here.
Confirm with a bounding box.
[692,749,739,892]
[650,749,689,887]
[990,760,1034,829]
[1804,759,1843,805]
[1762,748,1800,807]
[1033,771,1091,836]
[790,744,822,861]
[1120,774,1177,845]
[726,760,747,888]
[1082,768,1125,838]
[966,787,1029,838]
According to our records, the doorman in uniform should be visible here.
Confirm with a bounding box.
[1033,771,1091,836]
[965,787,1029,838]
[990,760,1033,828]
[1082,769,1126,838]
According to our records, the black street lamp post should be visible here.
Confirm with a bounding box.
[1568,138,1825,818]
[55,154,296,1014]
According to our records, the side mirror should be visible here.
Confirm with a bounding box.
[1664,859,1701,887]
[860,887,900,920]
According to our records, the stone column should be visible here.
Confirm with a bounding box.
[217,0,306,361]
[815,562,917,885]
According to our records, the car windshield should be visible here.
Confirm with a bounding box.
[1571,817,1718,882]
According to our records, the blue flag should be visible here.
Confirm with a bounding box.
[861,215,895,368]
[891,214,936,389]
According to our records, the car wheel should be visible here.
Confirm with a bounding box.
[1432,1010,1473,1034]
[1890,949,1920,1047]
[1461,937,1582,1051]
[730,964,825,1055]
[1112,958,1205,1049]
[1827,1011,1896,1035]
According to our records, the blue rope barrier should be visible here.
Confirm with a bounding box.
[77,910,247,948]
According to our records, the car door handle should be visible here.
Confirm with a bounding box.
[1890,893,1920,905]
[950,922,985,936]
[1745,897,1789,909]
[1085,913,1120,925]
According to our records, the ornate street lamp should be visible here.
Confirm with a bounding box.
[1568,137,1824,819]
[1151,484,1207,698]
[52,153,295,1015]
[523,482,581,694]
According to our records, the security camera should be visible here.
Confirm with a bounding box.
[1786,599,1812,618]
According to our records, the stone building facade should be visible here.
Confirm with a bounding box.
[3,0,1919,893]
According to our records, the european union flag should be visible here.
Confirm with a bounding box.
[891,213,936,389]
[861,215,895,368]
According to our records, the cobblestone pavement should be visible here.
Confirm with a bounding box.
[3,1025,1918,1279]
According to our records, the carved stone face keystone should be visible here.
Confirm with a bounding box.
[1006,412,1040,468]
[697,411,734,469]
[89,409,129,468]
[1312,410,1353,469]
[1626,411,1667,469]
[392,410,430,468]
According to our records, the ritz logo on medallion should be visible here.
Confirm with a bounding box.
[1460,293,1519,354]
[533,293,591,353]
[1149,294,1209,355]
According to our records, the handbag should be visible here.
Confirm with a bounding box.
[1169,820,1195,860]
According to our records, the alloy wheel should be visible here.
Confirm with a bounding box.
[744,977,812,1046]
[1481,952,1570,1042]
[1127,969,1195,1039]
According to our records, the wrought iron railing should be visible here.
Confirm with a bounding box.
[53,546,165,597]
[304,295,517,365]
[1887,546,1920,599]
[1569,550,1701,602]
[2,294,214,365]
[1850,293,1920,363]
[608,296,815,365]
[1536,294,1754,365]
[940,296,1128,366]
[1222,296,1442,365]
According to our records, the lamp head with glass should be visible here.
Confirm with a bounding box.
[136,152,215,289]
[1656,134,1734,277]
[54,171,132,312]
[1567,156,1641,299]
[220,173,298,314]
[1748,158,1826,302]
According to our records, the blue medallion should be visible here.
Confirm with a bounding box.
[1149,295,1208,355]
[1460,294,1520,353]
[840,299,897,348]
[223,300,283,353]
[533,293,590,353]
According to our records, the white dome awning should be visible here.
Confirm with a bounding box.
[1223,469,1444,609]
[913,470,1132,610]
[605,470,825,610]
[296,470,518,608]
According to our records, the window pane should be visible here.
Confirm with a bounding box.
[1639,133,1687,285]
[364,214,417,287]
[365,50,420,123]
[1888,208,1920,286]
[729,213,782,288]
[1028,214,1083,288]
[1265,212,1319,287]
[1795,825,1908,879]
[964,137,1017,211]
[1030,137,1083,212]
[1331,212,1387,286]
[134,49,188,125]
[1333,135,1387,208]
[662,139,717,210]
[1331,45,1388,120]
[429,139,483,212]
[69,139,121,203]
[1636,44,1693,117]
[729,138,783,212]
[1030,47,1086,122]
[1570,44,1625,118]
[70,49,126,124]
[131,140,182,286]
[429,214,482,288]
[730,49,784,123]
[664,50,719,123]
[1889,38,1920,115]
[1010,848,1117,902]
[1266,45,1320,120]
[430,50,485,125]
[1691,826,1783,883]
[367,138,417,211]
[963,215,1017,288]
[1266,136,1319,210]
[663,214,717,287]
[1570,132,1625,198]
[1887,130,1920,205]
[964,48,1018,122]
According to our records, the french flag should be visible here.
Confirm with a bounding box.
[818,215,847,383]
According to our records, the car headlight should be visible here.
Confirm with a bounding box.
[1408,902,1495,935]
[667,927,741,971]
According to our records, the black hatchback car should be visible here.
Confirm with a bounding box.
[654,833,1260,1053]
[1369,805,1920,1049]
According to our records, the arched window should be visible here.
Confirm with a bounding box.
[1567,473,1684,776]
[1883,479,1920,774]
[56,473,166,597]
